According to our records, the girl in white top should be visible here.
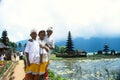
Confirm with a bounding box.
[38,30,49,63]
[38,38,48,62]
[38,30,49,79]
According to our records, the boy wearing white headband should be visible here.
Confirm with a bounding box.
[24,29,40,80]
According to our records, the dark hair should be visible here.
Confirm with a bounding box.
[47,30,53,32]
[38,30,46,36]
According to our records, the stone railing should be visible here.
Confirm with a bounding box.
[0,61,17,80]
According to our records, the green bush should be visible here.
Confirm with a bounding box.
[0,61,12,76]
[54,52,60,54]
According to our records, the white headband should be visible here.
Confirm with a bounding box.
[47,27,53,31]
[30,29,37,34]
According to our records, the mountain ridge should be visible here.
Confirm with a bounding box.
[16,37,120,52]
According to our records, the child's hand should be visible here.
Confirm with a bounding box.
[40,45,47,50]
[40,44,44,48]
[27,61,30,66]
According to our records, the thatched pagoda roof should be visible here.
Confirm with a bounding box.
[0,42,9,49]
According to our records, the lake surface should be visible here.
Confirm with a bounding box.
[49,58,120,80]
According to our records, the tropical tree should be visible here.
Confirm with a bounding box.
[59,46,66,54]
[54,45,59,52]
[10,42,16,52]
[24,43,26,47]
[1,30,9,46]
[0,30,14,60]
[23,43,26,51]
[0,38,1,42]
[18,42,22,51]
[65,31,74,54]
[14,43,17,52]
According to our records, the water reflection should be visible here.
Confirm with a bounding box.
[49,59,120,80]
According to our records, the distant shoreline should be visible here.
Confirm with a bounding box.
[50,54,120,61]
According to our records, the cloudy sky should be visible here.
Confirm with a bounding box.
[0,0,120,42]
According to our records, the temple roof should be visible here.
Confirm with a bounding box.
[0,42,9,49]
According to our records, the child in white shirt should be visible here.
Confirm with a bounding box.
[24,30,40,80]
[38,30,49,79]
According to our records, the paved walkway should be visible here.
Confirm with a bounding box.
[12,57,25,80]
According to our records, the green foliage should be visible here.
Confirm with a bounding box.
[59,46,66,53]
[10,42,16,48]
[48,69,67,80]
[54,52,60,54]
[2,30,7,37]
[18,42,22,51]
[0,38,1,42]
[0,30,18,59]
[1,30,9,46]
[24,43,27,47]
[9,42,17,52]
[54,45,59,52]
[18,42,22,48]
[0,30,16,49]
[0,61,12,76]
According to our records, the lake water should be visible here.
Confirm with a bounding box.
[49,58,120,80]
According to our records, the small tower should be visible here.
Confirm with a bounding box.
[65,31,74,54]
[103,44,109,55]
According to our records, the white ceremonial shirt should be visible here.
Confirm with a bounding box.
[38,39,49,62]
[44,35,55,49]
[38,39,48,54]
[24,40,40,64]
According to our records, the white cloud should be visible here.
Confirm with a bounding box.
[0,0,120,42]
